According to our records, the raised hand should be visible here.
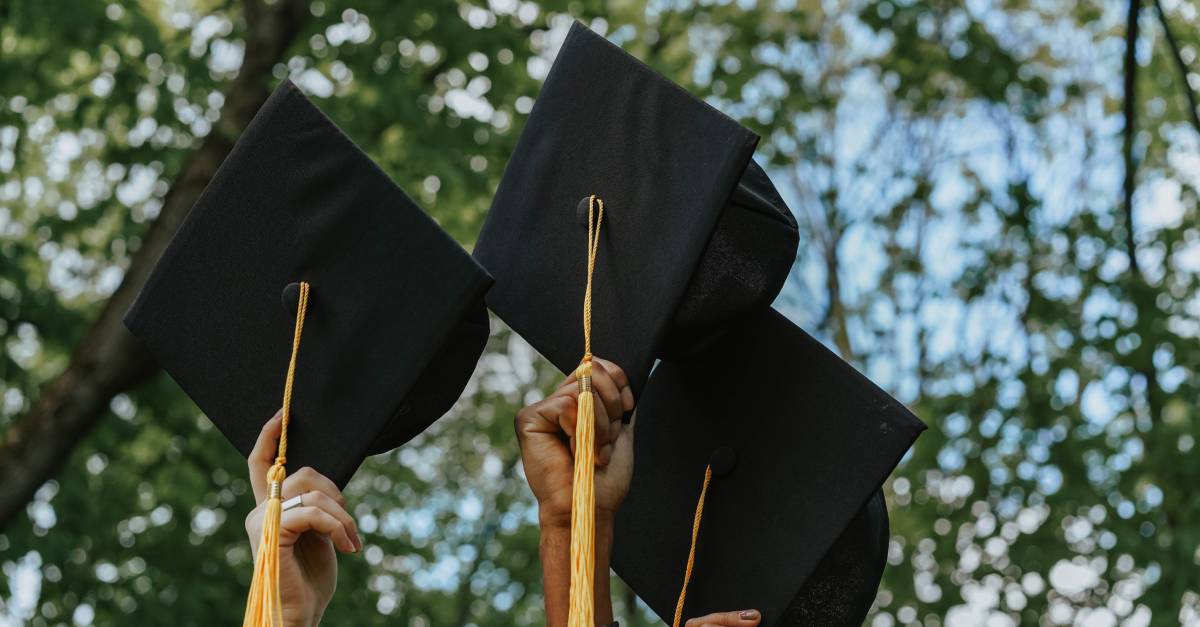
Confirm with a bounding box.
[244,412,362,627]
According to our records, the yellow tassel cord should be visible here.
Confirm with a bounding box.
[671,464,713,627]
[243,281,310,627]
[567,195,605,627]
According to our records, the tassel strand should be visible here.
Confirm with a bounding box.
[567,196,605,627]
[671,464,713,627]
[243,281,310,627]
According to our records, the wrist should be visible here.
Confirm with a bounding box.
[538,505,572,533]
[283,614,320,627]
[539,510,616,626]
[287,602,324,627]
[539,504,617,536]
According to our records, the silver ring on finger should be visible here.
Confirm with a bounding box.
[282,494,304,512]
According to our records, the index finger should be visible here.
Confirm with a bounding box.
[248,410,283,502]
[556,357,634,412]
[593,357,634,412]
[684,610,761,627]
[556,363,624,428]
[591,357,630,391]
[559,357,631,388]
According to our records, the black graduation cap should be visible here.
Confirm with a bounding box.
[124,80,492,488]
[473,21,799,395]
[612,307,926,626]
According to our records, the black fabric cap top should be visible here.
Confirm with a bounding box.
[612,308,926,626]
[473,22,798,394]
[125,80,492,488]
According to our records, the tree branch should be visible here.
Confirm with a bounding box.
[1152,0,1200,136]
[0,0,311,530]
[823,222,855,362]
[1122,0,1165,428]
[1122,0,1141,277]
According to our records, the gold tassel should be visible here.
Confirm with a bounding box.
[244,281,310,627]
[672,464,713,627]
[568,359,597,626]
[567,196,604,627]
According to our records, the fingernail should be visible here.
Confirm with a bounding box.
[740,610,760,620]
[271,409,283,421]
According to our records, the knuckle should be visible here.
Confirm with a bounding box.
[605,395,622,414]
[515,409,538,435]
[552,383,579,400]
[600,358,625,378]
[318,490,345,509]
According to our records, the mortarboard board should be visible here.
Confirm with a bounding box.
[124,80,493,489]
[611,307,925,626]
[473,21,799,395]
[473,22,800,625]
[779,490,889,625]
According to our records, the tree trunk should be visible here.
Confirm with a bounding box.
[0,0,310,530]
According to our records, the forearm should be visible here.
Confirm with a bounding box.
[539,513,615,627]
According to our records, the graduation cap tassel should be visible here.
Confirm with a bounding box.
[243,281,310,627]
[568,195,605,627]
[671,464,713,627]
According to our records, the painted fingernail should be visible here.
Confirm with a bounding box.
[740,610,760,620]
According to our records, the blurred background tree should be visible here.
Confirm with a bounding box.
[1,0,1199,625]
